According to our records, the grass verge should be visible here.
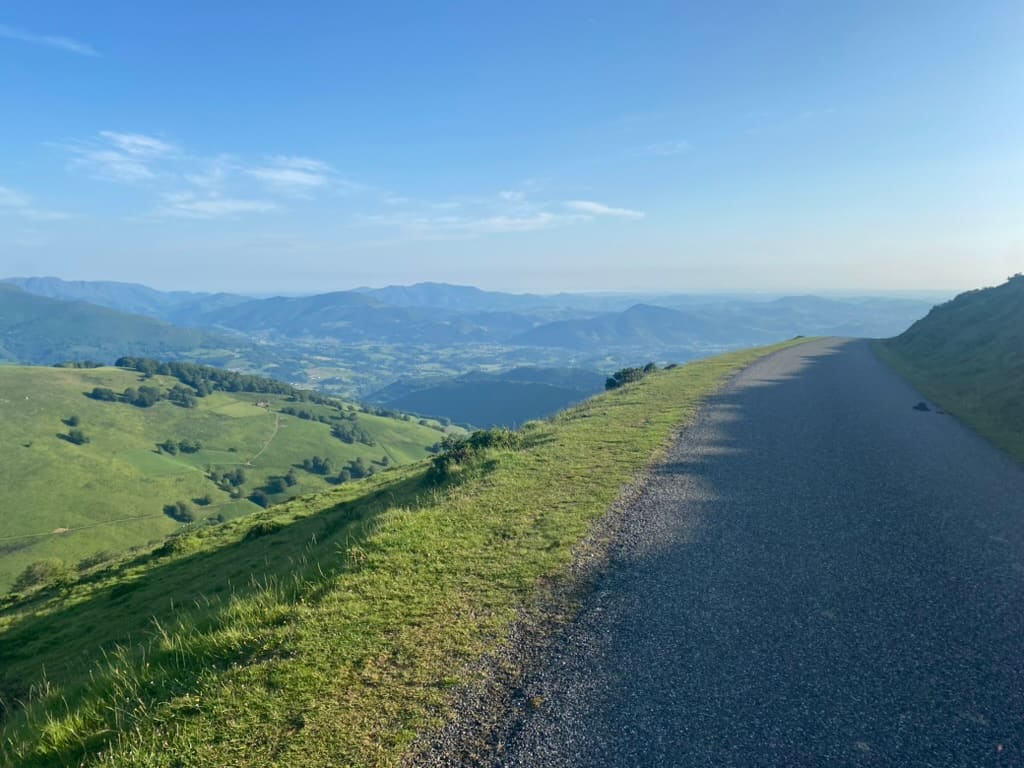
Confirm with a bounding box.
[873,341,1024,464]
[0,339,806,767]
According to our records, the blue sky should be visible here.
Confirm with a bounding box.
[1,1,1021,293]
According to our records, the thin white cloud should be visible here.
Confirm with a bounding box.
[246,156,334,194]
[67,131,176,184]
[270,156,329,172]
[247,166,329,190]
[71,149,157,183]
[647,140,691,156]
[60,132,356,220]
[0,23,98,56]
[99,131,175,158]
[155,192,280,220]
[0,184,72,220]
[356,209,586,240]
[564,200,646,219]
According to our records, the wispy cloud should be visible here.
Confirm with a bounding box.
[565,200,646,219]
[67,131,176,183]
[356,186,646,241]
[245,156,366,197]
[155,192,280,220]
[356,210,582,240]
[0,184,72,220]
[63,134,348,219]
[646,139,691,156]
[0,23,98,56]
[99,131,175,158]
[246,157,331,194]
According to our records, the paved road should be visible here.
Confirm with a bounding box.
[490,338,1024,767]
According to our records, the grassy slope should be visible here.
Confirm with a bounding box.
[0,339,805,767]
[0,366,448,591]
[874,275,1024,463]
[0,284,223,365]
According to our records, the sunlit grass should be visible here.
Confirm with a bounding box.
[0,340,805,767]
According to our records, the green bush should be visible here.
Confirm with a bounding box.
[244,519,286,540]
[163,501,196,523]
[12,558,72,592]
[426,428,524,484]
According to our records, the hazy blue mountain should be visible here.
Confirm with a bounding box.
[2,276,249,324]
[0,284,231,364]
[355,282,546,312]
[513,304,735,348]
[1,277,936,367]
[514,296,934,350]
[370,366,606,427]
[199,291,545,343]
[357,281,691,315]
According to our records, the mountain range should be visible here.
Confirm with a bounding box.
[1,276,941,425]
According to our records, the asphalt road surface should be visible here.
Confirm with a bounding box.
[489,338,1024,767]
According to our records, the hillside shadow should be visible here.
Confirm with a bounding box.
[0,470,436,725]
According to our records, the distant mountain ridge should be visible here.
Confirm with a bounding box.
[2,276,939,373]
[2,276,250,324]
[0,284,233,365]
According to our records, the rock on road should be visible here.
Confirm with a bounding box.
[487,338,1024,767]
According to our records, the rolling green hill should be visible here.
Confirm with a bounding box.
[876,274,1024,462]
[0,339,804,767]
[2,276,249,325]
[0,364,454,592]
[0,284,235,365]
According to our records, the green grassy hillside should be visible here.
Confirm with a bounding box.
[0,365,452,591]
[0,339,805,768]
[0,284,235,365]
[875,274,1024,462]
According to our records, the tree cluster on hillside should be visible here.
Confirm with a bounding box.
[360,404,410,420]
[209,467,246,496]
[66,428,90,445]
[247,469,299,508]
[115,357,298,397]
[297,454,380,485]
[331,421,375,446]
[162,500,196,523]
[302,455,335,475]
[87,384,187,409]
[604,362,658,390]
[280,406,334,423]
[157,438,202,455]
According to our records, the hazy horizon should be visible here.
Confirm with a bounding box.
[2,2,1021,294]
[2,273,962,302]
